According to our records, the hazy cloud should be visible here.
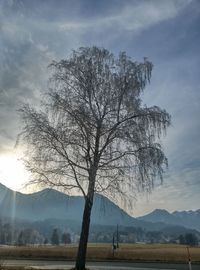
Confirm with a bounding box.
[0,0,199,215]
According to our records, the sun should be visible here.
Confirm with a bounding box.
[0,153,30,191]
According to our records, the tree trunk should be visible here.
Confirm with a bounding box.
[76,127,100,270]
[75,195,93,270]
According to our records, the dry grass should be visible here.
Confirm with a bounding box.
[86,243,200,263]
[0,243,200,263]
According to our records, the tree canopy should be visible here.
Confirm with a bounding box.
[19,47,171,269]
[20,47,170,201]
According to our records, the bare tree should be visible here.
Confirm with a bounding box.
[19,47,171,270]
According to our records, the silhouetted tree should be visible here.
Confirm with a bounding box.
[146,231,163,243]
[44,237,49,245]
[0,231,6,245]
[3,223,12,244]
[185,233,198,246]
[19,47,171,269]
[179,234,186,245]
[62,232,71,244]
[179,233,198,246]
[17,231,24,246]
[51,229,59,245]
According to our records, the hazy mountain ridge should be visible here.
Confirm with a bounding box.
[138,208,200,231]
[0,183,199,234]
[0,183,136,226]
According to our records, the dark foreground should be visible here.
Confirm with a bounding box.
[2,259,200,270]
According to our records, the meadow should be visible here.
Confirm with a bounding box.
[0,243,200,263]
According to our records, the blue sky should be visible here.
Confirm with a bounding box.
[0,0,200,216]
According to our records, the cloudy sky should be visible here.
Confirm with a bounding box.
[0,0,200,216]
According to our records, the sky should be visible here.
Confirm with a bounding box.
[0,0,200,217]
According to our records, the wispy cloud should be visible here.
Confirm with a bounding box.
[58,0,191,34]
[0,0,199,214]
[1,0,192,47]
[134,166,200,217]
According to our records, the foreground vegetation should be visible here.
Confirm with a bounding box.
[0,243,200,263]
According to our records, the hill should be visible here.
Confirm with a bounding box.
[138,209,200,231]
[0,183,199,240]
[0,183,136,226]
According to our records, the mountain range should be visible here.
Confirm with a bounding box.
[0,183,136,226]
[138,208,200,232]
[0,183,199,234]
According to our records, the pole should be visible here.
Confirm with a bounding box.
[187,246,192,270]
[112,233,115,257]
[116,224,119,248]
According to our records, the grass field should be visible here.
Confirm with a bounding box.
[0,243,200,263]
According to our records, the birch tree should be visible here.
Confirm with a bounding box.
[19,47,171,270]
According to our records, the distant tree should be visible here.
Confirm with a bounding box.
[179,234,186,245]
[19,47,171,270]
[61,232,71,244]
[44,237,49,245]
[21,228,44,245]
[6,230,12,244]
[0,222,11,245]
[0,231,6,245]
[51,229,59,245]
[179,233,198,246]
[146,231,163,243]
[185,233,198,246]
[17,231,24,246]
[3,223,13,244]
[0,219,2,232]
[136,227,145,241]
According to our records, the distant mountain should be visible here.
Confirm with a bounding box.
[1,183,199,235]
[138,209,179,224]
[138,209,200,232]
[0,183,136,226]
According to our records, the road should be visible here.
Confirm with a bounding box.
[2,259,200,270]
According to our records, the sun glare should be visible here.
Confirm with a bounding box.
[0,154,30,191]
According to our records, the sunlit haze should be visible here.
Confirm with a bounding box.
[0,153,30,191]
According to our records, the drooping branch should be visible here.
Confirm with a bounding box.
[19,46,171,207]
[19,47,171,270]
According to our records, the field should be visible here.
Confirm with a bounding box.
[0,243,200,263]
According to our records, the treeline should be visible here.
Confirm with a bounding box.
[179,233,199,246]
[0,220,43,245]
[0,219,199,246]
[0,220,71,246]
[89,225,200,245]
[50,228,71,245]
